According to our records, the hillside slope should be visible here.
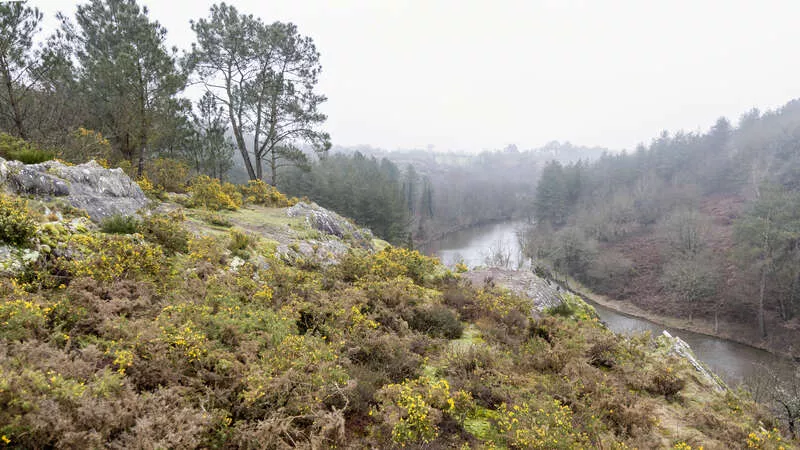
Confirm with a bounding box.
[0,161,791,449]
[527,101,800,358]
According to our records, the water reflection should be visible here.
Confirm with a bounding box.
[421,220,528,269]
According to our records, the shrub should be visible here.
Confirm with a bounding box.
[372,376,465,447]
[647,365,686,399]
[587,336,618,369]
[136,175,161,199]
[240,179,293,207]
[228,228,252,259]
[406,304,463,339]
[545,293,598,321]
[59,127,112,164]
[100,214,140,234]
[349,334,423,383]
[188,235,226,265]
[241,334,348,416]
[370,246,439,285]
[745,427,785,449]
[0,280,55,340]
[496,400,591,449]
[146,158,190,193]
[0,133,55,164]
[139,211,190,254]
[189,176,240,211]
[222,181,243,207]
[6,148,56,164]
[66,233,165,284]
[201,211,232,227]
[0,193,37,246]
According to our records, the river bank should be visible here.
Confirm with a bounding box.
[560,275,799,361]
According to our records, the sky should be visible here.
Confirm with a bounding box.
[31,0,800,153]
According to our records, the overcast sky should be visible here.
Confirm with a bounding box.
[31,0,800,152]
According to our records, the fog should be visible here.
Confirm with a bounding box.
[31,0,800,152]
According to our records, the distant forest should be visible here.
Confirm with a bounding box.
[528,101,800,354]
[277,142,607,244]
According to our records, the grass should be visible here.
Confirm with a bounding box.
[99,214,139,234]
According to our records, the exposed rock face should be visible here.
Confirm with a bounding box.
[286,202,373,245]
[662,330,727,391]
[0,158,148,221]
[276,239,352,267]
[463,267,563,313]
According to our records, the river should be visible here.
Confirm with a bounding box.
[422,220,798,387]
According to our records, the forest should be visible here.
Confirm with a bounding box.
[528,103,800,356]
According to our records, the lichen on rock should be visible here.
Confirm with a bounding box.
[0,157,148,221]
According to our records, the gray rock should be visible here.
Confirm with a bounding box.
[0,245,25,275]
[662,330,727,391]
[0,158,148,221]
[286,202,373,245]
[463,267,564,313]
[276,238,353,267]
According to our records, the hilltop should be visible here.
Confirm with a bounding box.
[0,159,791,449]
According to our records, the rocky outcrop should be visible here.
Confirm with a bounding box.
[463,267,564,313]
[286,202,373,246]
[662,330,727,391]
[0,158,148,221]
[276,239,352,267]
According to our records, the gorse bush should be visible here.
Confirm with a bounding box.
[139,211,190,254]
[99,214,139,234]
[136,175,160,199]
[240,179,295,207]
[372,376,467,446]
[189,175,240,211]
[406,303,463,339]
[370,246,439,285]
[228,228,251,250]
[65,233,165,284]
[0,193,37,246]
[145,158,189,193]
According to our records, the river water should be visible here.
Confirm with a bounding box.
[422,220,798,387]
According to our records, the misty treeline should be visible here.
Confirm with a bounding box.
[527,100,800,347]
[0,0,326,183]
[316,143,607,245]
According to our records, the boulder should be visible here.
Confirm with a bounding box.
[0,158,148,221]
[286,202,373,245]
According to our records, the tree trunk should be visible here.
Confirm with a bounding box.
[225,70,256,180]
[714,309,719,334]
[137,111,147,177]
[1,57,27,139]
[136,63,147,178]
[759,267,767,338]
[270,151,277,187]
